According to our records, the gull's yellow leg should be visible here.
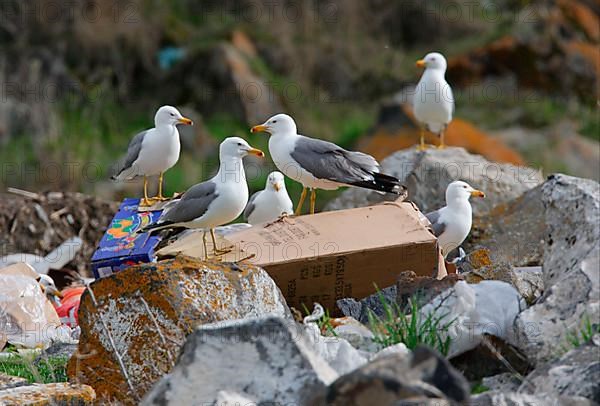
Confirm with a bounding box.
[294,187,308,216]
[437,129,446,149]
[309,188,317,215]
[211,228,232,256]
[202,230,208,260]
[156,172,168,200]
[416,128,427,151]
[141,176,152,207]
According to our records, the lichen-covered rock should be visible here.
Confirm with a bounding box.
[462,264,543,304]
[466,184,546,266]
[325,147,543,217]
[520,341,600,402]
[68,256,290,404]
[0,374,28,391]
[0,382,95,405]
[142,317,337,406]
[471,391,595,406]
[516,175,600,365]
[315,346,470,405]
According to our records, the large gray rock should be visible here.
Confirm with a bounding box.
[516,175,600,365]
[314,345,470,405]
[471,391,596,406]
[325,147,543,216]
[68,257,291,404]
[465,184,546,266]
[142,317,337,406]
[520,341,600,402]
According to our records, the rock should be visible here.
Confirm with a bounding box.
[142,317,336,405]
[0,382,95,404]
[315,345,470,405]
[325,147,543,218]
[520,341,600,402]
[336,284,397,324]
[330,317,377,353]
[516,175,600,364]
[0,374,28,391]
[462,264,544,304]
[471,391,596,406]
[396,271,463,310]
[68,256,291,404]
[358,100,526,165]
[480,372,521,393]
[465,184,546,266]
[371,342,411,361]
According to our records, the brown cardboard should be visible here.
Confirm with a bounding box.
[158,201,439,313]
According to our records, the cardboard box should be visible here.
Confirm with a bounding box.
[91,198,163,279]
[158,200,439,313]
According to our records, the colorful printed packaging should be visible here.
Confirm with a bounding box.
[91,198,163,279]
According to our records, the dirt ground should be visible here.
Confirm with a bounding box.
[0,190,118,280]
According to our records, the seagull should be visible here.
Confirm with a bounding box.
[251,114,405,215]
[243,171,293,225]
[425,181,485,259]
[111,105,193,206]
[142,137,264,258]
[413,52,454,150]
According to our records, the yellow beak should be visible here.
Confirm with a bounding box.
[471,190,485,198]
[178,117,193,126]
[251,124,269,134]
[273,183,281,192]
[247,147,265,157]
[416,59,426,68]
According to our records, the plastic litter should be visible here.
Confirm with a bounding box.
[0,237,83,274]
[420,280,526,357]
[0,272,71,348]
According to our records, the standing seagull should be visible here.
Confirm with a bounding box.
[244,171,293,225]
[142,137,264,258]
[111,106,193,206]
[426,181,485,259]
[413,52,454,150]
[251,114,404,215]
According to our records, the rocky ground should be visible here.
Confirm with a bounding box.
[3,147,596,405]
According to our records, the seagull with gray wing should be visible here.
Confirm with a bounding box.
[142,137,264,258]
[251,114,405,215]
[244,171,293,225]
[111,105,193,206]
[426,181,485,259]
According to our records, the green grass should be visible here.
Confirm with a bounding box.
[368,293,455,356]
[564,314,599,351]
[471,382,490,394]
[0,354,69,384]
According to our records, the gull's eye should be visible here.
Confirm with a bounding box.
[431,57,436,61]
[237,142,242,146]
[463,186,468,189]
[170,113,175,116]
[272,120,277,124]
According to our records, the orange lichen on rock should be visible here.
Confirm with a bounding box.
[0,383,95,404]
[360,103,525,165]
[558,0,600,42]
[67,256,289,405]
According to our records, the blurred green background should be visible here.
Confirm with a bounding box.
[1,0,598,211]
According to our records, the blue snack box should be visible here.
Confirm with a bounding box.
[91,198,163,279]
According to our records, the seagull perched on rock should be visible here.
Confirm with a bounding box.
[142,137,264,258]
[244,171,293,225]
[413,52,454,150]
[111,105,193,206]
[251,114,405,215]
[426,181,485,259]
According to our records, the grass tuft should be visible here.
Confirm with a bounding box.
[564,314,599,351]
[368,292,455,356]
[0,353,69,384]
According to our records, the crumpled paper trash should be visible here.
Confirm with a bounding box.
[420,280,526,357]
[0,237,82,275]
[0,264,72,348]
